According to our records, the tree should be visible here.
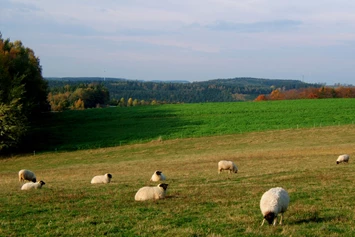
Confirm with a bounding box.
[0,33,49,152]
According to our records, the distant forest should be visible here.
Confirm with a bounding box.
[46,77,322,104]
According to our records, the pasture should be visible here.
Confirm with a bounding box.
[1,124,355,236]
[25,98,355,152]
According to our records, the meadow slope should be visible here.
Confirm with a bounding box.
[25,98,355,152]
[1,125,355,236]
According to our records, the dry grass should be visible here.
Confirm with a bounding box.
[1,125,355,236]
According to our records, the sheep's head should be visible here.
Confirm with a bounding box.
[32,178,37,182]
[264,212,275,225]
[107,173,112,179]
[336,161,340,164]
[39,181,46,186]
[158,183,168,190]
[156,171,162,175]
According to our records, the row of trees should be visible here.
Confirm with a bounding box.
[255,86,355,101]
[48,83,109,111]
[0,33,49,152]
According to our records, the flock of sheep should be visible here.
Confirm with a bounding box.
[18,154,350,226]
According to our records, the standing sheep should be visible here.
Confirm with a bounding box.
[18,169,36,182]
[260,187,290,226]
[21,181,46,190]
[150,170,166,182]
[134,183,169,201]
[218,160,238,174]
[91,173,112,184]
[336,154,350,164]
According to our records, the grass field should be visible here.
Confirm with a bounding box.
[25,98,355,152]
[1,98,355,236]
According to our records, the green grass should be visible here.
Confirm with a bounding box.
[25,98,355,152]
[1,99,355,236]
[1,124,355,236]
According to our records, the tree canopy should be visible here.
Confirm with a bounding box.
[0,33,49,152]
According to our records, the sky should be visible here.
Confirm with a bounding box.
[1,0,355,85]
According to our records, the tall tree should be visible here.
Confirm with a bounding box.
[0,33,49,152]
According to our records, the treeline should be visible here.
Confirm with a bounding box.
[255,86,355,101]
[47,77,322,104]
[48,83,109,111]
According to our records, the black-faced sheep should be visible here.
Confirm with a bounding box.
[336,154,350,164]
[260,187,290,226]
[21,181,45,190]
[218,160,238,174]
[134,183,169,201]
[91,173,112,184]
[150,170,166,182]
[18,169,36,182]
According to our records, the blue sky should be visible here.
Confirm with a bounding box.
[1,0,354,85]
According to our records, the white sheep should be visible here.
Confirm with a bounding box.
[18,169,36,182]
[91,173,112,184]
[260,187,290,226]
[336,154,350,164]
[21,181,46,190]
[150,170,166,182]
[218,160,238,174]
[134,183,169,201]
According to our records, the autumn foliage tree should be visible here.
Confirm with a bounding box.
[0,33,49,152]
[48,83,109,111]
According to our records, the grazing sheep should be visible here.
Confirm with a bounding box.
[218,160,238,174]
[21,181,46,190]
[150,170,166,182]
[18,169,36,182]
[91,173,112,184]
[336,154,350,164]
[260,187,290,226]
[135,183,169,201]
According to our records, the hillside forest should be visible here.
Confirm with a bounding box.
[46,78,355,111]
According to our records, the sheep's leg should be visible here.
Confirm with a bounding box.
[273,216,278,226]
[279,213,283,225]
[261,219,265,226]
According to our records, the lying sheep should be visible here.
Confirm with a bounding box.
[21,181,46,190]
[150,170,166,182]
[218,160,238,174]
[18,169,36,182]
[260,187,290,226]
[336,154,350,164]
[135,183,169,201]
[91,173,112,184]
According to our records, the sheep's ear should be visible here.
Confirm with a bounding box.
[160,183,168,190]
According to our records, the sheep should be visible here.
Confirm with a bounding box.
[91,173,112,184]
[336,154,350,164]
[134,183,169,201]
[218,160,238,174]
[21,181,46,190]
[150,170,166,182]
[260,187,290,226]
[18,169,36,182]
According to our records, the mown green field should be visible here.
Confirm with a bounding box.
[1,99,355,236]
[26,98,355,152]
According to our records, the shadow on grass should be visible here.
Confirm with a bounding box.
[20,106,202,153]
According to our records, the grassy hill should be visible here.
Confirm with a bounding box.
[24,98,355,153]
[1,99,355,236]
[1,125,355,236]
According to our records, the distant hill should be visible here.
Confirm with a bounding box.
[45,77,322,103]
